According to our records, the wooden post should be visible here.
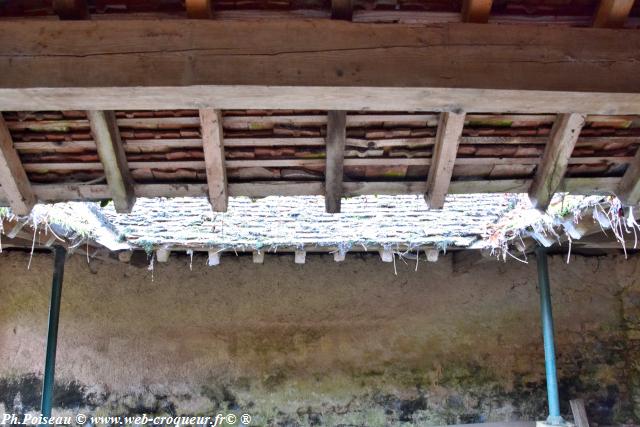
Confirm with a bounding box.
[325,111,346,213]
[88,111,136,213]
[528,113,585,211]
[594,0,634,28]
[462,0,493,23]
[0,116,36,215]
[425,111,466,209]
[199,109,228,212]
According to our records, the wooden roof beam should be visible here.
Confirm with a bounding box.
[325,111,346,213]
[331,0,353,20]
[618,147,640,205]
[462,0,493,23]
[424,111,466,209]
[88,111,136,213]
[2,21,640,113]
[186,0,214,19]
[53,0,89,20]
[528,113,586,211]
[594,0,634,28]
[199,109,228,212]
[0,115,36,216]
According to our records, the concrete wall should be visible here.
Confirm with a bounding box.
[0,251,639,426]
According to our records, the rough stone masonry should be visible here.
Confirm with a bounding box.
[0,251,638,426]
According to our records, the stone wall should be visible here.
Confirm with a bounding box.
[0,251,638,426]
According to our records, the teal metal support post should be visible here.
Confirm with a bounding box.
[535,247,564,426]
[40,246,67,424]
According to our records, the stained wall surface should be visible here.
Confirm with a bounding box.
[0,251,638,426]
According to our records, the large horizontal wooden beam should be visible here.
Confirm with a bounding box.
[0,21,639,113]
[0,177,621,206]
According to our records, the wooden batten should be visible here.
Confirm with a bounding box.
[331,0,353,20]
[594,0,634,27]
[325,110,347,213]
[379,248,393,263]
[156,248,171,263]
[294,250,306,264]
[199,109,228,212]
[0,116,36,216]
[528,113,586,211]
[6,221,26,239]
[208,250,221,266]
[53,0,89,20]
[118,250,133,263]
[88,111,136,213]
[462,0,493,23]
[253,251,264,264]
[425,111,466,209]
[0,177,622,208]
[618,147,640,205]
[186,0,214,19]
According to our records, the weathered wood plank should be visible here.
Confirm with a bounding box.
[0,177,621,206]
[186,0,214,19]
[10,135,638,153]
[570,399,590,427]
[618,146,640,205]
[0,116,36,215]
[325,111,346,213]
[594,0,634,28]
[528,113,586,210]
[199,109,228,212]
[462,0,493,23]
[1,21,640,113]
[425,112,466,208]
[19,154,635,173]
[88,110,136,213]
[53,0,89,20]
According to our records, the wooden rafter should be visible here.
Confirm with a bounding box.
[88,111,136,213]
[199,109,228,212]
[594,0,634,28]
[528,113,586,210]
[331,0,353,20]
[462,0,493,23]
[618,147,640,205]
[0,116,36,216]
[186,0,214,19]
[1,21,640,113]
[53,0,89,20]
[325,111,346,213]
[424,112,465,209]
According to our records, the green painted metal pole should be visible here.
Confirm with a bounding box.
[40,246,66,425]
[535,247,564,426]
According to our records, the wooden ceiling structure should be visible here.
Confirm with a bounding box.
[0,0,639,216]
